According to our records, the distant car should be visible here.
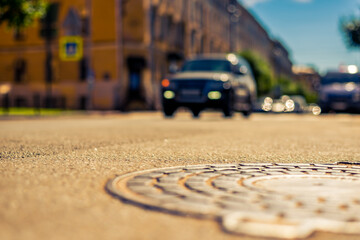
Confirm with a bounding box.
[161,54,257,118]
[256,95,308,114]
[318,72,360,113]
[289,95,308,113]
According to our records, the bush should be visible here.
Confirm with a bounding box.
[278,77,318,103]
[239,50,275,96]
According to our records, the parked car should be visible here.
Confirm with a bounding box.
[161,54,257,118]
[318,72,360,113]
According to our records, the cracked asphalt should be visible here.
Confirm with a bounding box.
[0,112,359,240]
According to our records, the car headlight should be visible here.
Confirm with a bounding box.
[163,90,175,99]
[208,91,222,100]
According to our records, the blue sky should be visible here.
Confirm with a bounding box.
[240,0,360,73]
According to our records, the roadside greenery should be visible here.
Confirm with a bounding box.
[0,107,76,117]
[239,50,276,96]
[239,50,318,103]
[277,77,318,103]
[340,16,360,49]
[0,0,47,30]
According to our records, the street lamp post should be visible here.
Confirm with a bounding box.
[40,3,59,108]
[148,0,156,109]
[115,0,124,110]
[45,38,53,108]
[85,0,93,111]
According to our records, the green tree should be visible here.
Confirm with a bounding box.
[239,50,276,96]
[239,50,317,102]
[340,16,360,48]
[0,0,47,30]
[278,76,318,103]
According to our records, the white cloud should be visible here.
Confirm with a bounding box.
[241,0,313,7]
[241,0,269,7]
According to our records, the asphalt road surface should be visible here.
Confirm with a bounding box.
[1,112,359,240]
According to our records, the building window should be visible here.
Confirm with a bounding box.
[200,36,205,53]
[15,97,27,107]
[154,14,162,41]
[199,3,203,27]
[14,59,27,83]
[103,72,111,81]
[210,40,214,53]
[159,15,168,41]
[191,30,197,51]
[79,57,88,81]
[79,96,87,110]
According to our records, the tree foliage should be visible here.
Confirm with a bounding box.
[239,50,276,96]
[0,0,47,30]
[340,16,360,48]
[239,50,317,102]
[278,76,318,103]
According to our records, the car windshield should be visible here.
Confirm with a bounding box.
[181,60,232,72]
[321,73,360,85]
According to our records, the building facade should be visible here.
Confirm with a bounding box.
[292,65,321,92]
[0,0,294,110]
[271,40,294,79]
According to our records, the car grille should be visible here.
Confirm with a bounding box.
[328,94,352,102]
[176,80,207,90]
[173,79,209,102]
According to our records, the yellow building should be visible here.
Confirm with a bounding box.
[0,0,293,110]
[0,0,121,110]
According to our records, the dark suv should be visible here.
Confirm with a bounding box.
[161,54,257,118]
[319,72,360,113]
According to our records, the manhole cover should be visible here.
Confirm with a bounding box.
[106,163,360,239]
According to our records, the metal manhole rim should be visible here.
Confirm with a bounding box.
[106,164,220,219]
[105,162,360,239]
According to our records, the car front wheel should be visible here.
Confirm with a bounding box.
[191,108,201,118]
[163,106,176,118]
[222,93,234,118]
[241,109,252,117]
[241,95,253,118]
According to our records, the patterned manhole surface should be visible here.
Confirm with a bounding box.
[106,163,360,239]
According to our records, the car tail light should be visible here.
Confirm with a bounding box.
[161,79,170,88]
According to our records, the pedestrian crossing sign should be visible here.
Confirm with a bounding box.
[59,36,83,61]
